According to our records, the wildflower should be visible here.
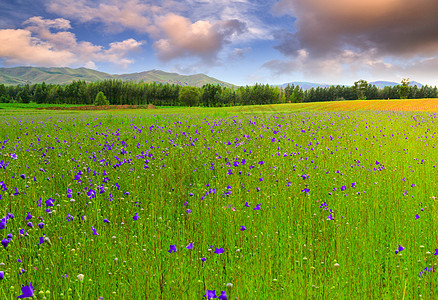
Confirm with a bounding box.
[17,282,34,298]
[0,218,5,229]
[186,242,193,249]
[92,227,99,236]
[39,237,44,244]
[214,247,224,254]
[218,291,228,300]
[168,245,177,253]
[240,225,246,231]
[103,218,110,223]
[415,214,419,220]
[66,213,73,222]
[133,213,139,221]
[25,212,32,221]
[186,209,192,214]
[302,188,310,193]
[244,202,250,207]
[254,204,261,210]
[45,198,54,207]
[0,271,4,279]
[201,257,207,262]
[203,290,217,299]
[395,244,405,254]
[27,222,33,228]
[38,222,44,229]
[327,214,334,221]
[77,274,84,281]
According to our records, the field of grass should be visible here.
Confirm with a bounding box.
[1,100,438,298]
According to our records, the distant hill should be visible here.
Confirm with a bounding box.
[369,81,423,88]
[0,67,234,88]
[114,69,233,87]
[279,80,424,90]
[279,82,332,90]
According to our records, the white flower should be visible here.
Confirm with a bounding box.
[77,274,85,281]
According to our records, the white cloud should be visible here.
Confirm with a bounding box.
[0,29,75,66]
[0,17,143,68]
[153,14,246,62]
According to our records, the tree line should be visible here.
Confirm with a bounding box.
[0,79,437,107]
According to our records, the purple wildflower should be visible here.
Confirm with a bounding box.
[168,245,177,253]
[203,290,217,299]
[395,244,405,254]
[214,247,224,254]
[1,238,9,248]
[17,282,34,298]
[218,291,228,300]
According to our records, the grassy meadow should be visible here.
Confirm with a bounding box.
[1,99,438,299]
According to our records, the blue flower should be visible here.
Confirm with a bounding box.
[395,244,405,254]
[240,225,246,231]
[254,204,261,210]
[218,291,228,300]
[0,239,7,248]
[168,245,177,253]
[214,247,224,254]
[203,290,217,299]
[186,242,193,249]
[17,282,34,298]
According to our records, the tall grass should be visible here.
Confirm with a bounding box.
[0,107,438,298]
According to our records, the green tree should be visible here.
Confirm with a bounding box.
[17,85,31,103]
[34,82,49,104]
[179,86,201,107]
[353,80,369,100]
[399,78,410,99]
[94,91,109,106]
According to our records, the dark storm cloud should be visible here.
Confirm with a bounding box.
[271,0,438,58]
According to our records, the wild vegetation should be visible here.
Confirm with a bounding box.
[1,103,438,298]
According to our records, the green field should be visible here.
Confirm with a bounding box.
[1,101,438,299]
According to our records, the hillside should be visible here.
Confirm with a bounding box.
[0,67,234,87]
[279,80,424,90]
[114,70,233,87]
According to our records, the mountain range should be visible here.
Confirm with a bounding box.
[0,67,234,88]
[279,80,424,90]
[0,66,426,89]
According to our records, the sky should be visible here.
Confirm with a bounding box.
[1,0,438,86]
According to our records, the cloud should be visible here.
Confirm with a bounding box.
[0,29,75,66]
[46,0,181,34]
[265,0,438,83]
[0,17,143,68]
[228,47,252,60]
[153,14,246,62]
[272,0,438,58]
